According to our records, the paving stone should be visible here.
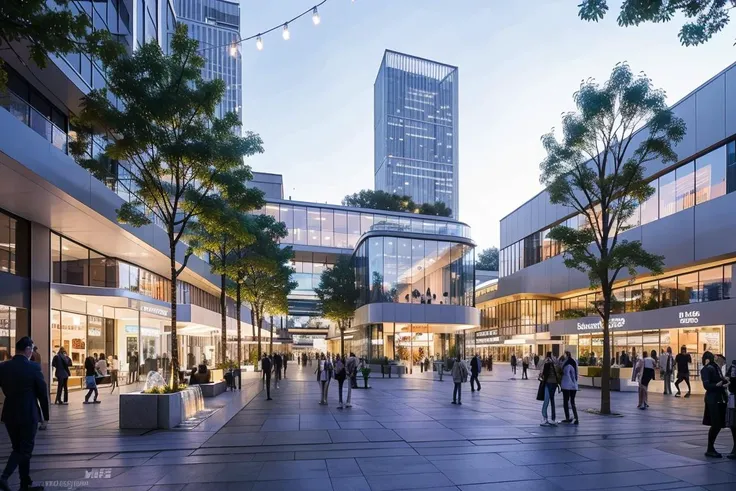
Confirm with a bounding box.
[326,458,362,477]
[330,476,372,491]
[546,470,681,490]
[659,465,736,486]
[365,472,455,490]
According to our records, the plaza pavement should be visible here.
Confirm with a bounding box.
[2,365,736,490]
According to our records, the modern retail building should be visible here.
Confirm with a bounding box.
[472,61,736,372]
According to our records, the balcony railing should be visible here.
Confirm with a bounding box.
[0,90,68,154]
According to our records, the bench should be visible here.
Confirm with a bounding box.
[197,381,226,397]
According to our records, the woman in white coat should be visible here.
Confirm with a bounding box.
[561,351,579,424]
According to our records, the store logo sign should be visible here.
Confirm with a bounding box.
[576,317,626,331]
[141,305,170,317]
[679,310,700,325]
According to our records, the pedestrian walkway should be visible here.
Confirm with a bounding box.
[3,365,736,490]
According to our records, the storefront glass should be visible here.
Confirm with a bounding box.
[0,305,17,361]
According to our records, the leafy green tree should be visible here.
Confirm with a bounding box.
[315,256,359,355]
[71,24,264,389]
[476,247,499,271]
[578,0,735,46]
[233,214,295,368]
[188,186,264,363]
[540,62,685,414]
[342,189,452,217]
[0,0,104,90]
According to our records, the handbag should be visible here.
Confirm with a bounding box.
[536,379,546,401]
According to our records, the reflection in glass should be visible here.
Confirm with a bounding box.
[280,205,294,244]
[640,181,658,225]
[699,267,723,302]
[308,208,321,246]
[696,146,726,204]
[61,237,88,285]
[675,161,695,212]
[677,272,698,304]
[659,277,678,308]
[659,171,676,218]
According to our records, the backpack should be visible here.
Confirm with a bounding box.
[334,359,345,378]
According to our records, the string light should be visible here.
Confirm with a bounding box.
[196,0,350,54]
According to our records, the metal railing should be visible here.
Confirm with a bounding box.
[0,90,68,154]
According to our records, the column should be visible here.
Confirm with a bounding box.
[29,222,51,386]
[725,324,736,363]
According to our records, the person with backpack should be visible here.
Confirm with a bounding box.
[334,355,347,409]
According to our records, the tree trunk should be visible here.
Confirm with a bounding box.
[250,308,256,369]
[256,308,262,370]
[169,249,179,391]
[340,320,345,356]
[236,283,242,366]
[600,306,612,415]
[269,315,274,354]
[220,273,227,363]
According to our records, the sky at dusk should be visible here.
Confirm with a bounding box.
[240,0,736,251]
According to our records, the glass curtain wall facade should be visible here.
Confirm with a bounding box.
[355,236,474,307]
[175,0,242,120]
[374,51,459,217]
[500,141,736,278]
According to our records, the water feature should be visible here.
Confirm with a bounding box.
[179,385,206,423]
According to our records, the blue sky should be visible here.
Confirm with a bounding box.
[240,0,736,251]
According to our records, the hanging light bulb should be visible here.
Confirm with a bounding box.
[312,7,320,25]
[256,35,263,51]
[282,23,290,40]
[229,42,238,57]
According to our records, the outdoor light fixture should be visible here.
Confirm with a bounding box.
[282,23,290,40]
[312,7,320,25]
[229,43,238,57]
[256,35,263,50]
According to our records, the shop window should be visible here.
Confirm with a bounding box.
[675,162,695,212]
[611,288,625,314]
[699,267,724,302]
[677,272,698,304]
[624,285,642,312]
[60,238,88,286]
[659,170,676,218]
[640,281,659,311]
[89,251,106,287]
[727,141,736,195]
[725,266,733,299]
[658,277,678,308]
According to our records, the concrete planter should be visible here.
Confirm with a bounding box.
[120,388,203,429]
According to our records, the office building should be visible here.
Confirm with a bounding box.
[175,0,242,120]
[374,50,459,218]
[473,62,736,379]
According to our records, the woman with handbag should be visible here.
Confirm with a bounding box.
[702,351,730,458]
[539,352,560,426]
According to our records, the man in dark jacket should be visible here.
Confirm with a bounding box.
[0,337,49,491]
[261,354,273,401]
[470,354,481,392]
[52,347,71,405]
[273,353,282,389]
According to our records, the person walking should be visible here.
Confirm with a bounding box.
[702,351,729,458]
[319,354,333,405]
[522,353,530,380]
[540,352,560,426]
[510,353,517,377]
[636,350,655,410]
[52,347,70,405]
[451,354,468,405]
[273,353,282,389]
[724,358,736,459]
[533,354,540,368]
[345,352,357,407]
[470,353,481,392]
[0,337,49,491]
[110,355,120,393]
[334,355,347,409]
[675,345,692,398]
[83,355,100,404]
[283,354,288,379]
[560,351,579,424]
[96,352,108,377]
[261,354,273,401]
[661,346,674,395]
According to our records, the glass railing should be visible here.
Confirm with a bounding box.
[368,220,469,239]
[0,90,68,153]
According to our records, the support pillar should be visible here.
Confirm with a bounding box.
[29,223,50,386]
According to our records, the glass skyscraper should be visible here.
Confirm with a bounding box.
[374,50,459,218]
[175,0,242,123]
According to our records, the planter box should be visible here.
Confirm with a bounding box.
[199,381,226,398]
[210,369,224,382]
[120,388,203,430]
[579,366,602,378]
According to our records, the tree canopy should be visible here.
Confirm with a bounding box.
[578,0,735,46]
[71,24,264,389]
[540,62,685,414]
[476,247,499,271]
[315,255,359,355]
[0,0,103,90]
[342,189,452,217]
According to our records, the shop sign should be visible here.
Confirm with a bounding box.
[475,330,501,345]
[140,304,170,317]
[88,327,102,337]
[576,317,626,331]
[679,310,700,325]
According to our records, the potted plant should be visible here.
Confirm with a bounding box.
[359,367,371,389]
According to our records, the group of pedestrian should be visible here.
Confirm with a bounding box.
[261,352,288,401]
[450,353,482,404]
[537,351,579,426]
[702,352,736,459]
[314,353,357,408]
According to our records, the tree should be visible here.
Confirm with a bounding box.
[578,0,735,46]
[540,62,685,414]
[476,247,499,271]
[71,24,264,389]
[315,256,359,355]
[234,214,295,369]
[188,186,263,363]
[0,0,103,90]
[342,189,452,217]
